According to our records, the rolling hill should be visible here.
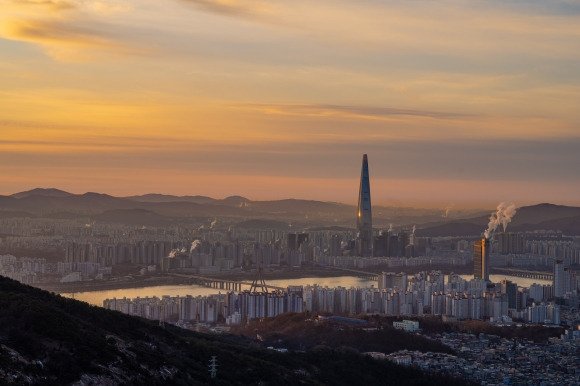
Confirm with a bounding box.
[0,276,468,385]
[416,203,580,237]
[3,189,580,234]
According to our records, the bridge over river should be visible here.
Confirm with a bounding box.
[167,273,285,292]
[490,267,553,281]
[332,267,378,281]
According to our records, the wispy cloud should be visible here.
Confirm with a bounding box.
[9,0,75,11]
[4,18,112,46]
[1,0,579,204]
[237,103,472,120]
[179,0,270,18]
[176,0,580,58]
[0,0,147,60]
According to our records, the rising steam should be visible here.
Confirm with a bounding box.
[442,203,454,218]
[210,218,217,229]
[190,240,201,253]
[484,202,517,238]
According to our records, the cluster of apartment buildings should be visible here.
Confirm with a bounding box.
[0,254,45,284]
[103,288,305,326]
[104,268,579,327]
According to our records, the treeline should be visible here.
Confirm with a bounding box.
[234,312,455,355]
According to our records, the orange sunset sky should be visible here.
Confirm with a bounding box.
[1,0,579,208]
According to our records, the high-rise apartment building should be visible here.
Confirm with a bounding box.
[357,154,373,257]
[497,232,525,255]
[500,279,517,309]
[554,259,564,297]
[473,238,490,281]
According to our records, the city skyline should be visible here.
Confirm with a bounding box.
[1,1,580,207]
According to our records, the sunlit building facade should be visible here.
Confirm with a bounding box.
[473,238,490,281]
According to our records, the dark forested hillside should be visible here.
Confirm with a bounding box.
[0,276,471,385]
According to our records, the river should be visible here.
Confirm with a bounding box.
[62,276,377,306]
[61,273,552,307]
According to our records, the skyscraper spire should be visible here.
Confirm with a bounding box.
[357,154,373,257]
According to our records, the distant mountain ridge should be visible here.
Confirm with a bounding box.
[0,188,378,227]
[10,188,73,199]
[126,193,217,204]
[3,189,580,234]
[416,203,580,237]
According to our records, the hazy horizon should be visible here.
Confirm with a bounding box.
[3,186,579,211]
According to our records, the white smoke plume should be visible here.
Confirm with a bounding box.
[190,240,201,253]
[484,202,517,238]
[388,223,393,232]
[210,218,217,229]
[412,225,416,235]
[442,203,454,218]
[168,249,179,258]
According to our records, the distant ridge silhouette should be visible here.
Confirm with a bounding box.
[3,188,580,234]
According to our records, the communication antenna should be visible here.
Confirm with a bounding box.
[208,356,218,379]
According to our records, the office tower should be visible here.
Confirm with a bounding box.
[554,259,564,297]
[501,279,517,309]
[473,238,490,281]
[287,232,309,251]
[388,234,399,257]
[297,233,309,250]
[398,231,409,257]
[373,231,388,257]
[357,154,373,257]
[329,234,342,257]
[287,233,297,250]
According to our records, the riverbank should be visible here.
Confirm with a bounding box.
[34,264,476,294]
[34,266,356,294]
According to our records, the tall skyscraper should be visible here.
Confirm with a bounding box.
[357,154,372,257]
[473,238,489,281]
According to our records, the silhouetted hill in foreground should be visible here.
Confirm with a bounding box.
[0,276,469,385]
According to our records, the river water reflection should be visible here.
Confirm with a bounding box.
[62,276,377,306]
[63,274,550,307]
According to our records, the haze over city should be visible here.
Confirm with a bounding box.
[2,0,580,208]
